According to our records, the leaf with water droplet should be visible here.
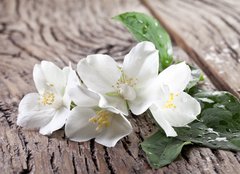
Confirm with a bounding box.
[113,12,173,71]
[174,91,240,151]
[142,91,240,169]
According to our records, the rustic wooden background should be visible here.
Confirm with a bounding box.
[0,0,240,173]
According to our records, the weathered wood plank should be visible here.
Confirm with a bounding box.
[0,0,153,173]
[0,0,240,173]
[143,0,240,98]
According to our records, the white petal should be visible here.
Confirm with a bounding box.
[99,94,128,116]
[123,41,159,86]
[77,54,121,93]
[65,107,98,142]
[33,64,47,94]
[18,93,39,114]
[64,66,81,88]
[162,92,201,127]
[41,61,66,94]
[68,86,99,107]
[150,105,177,137]
[157,62,191,93]
[95,114,132,147]
[17,110,55,129]
[39,107,69,135]
[17,93,55,129]
[119,84,136,101]
[62,67,81,108]
[128,80,169,115]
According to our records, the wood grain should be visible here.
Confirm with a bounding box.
[0,0,240,173]
[143,0,240,98]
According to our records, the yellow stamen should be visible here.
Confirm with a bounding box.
[112,67,137,92]
[89,110,112,131]
[164,93,176,109]
[41,92,55,105]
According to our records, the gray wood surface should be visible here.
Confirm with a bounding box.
[0,0,239,173]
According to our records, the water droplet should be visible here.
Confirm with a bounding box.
[167,48,173,56]
[226,128,232,132]
[215,137,228,142]
[142,25,148,34]
[198,97,214,103]
[207,139,215,143]
[215,104,225,109]
[204,128,219,136]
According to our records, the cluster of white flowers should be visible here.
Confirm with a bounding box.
[17,41,201,147]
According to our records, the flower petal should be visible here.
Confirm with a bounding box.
[18,93,39,114]
[17,93,55,129]
[99,94,128,116]
[162,92,201,127]
[123,41,159,86]
[95,114,132,147]
[128,80,169,115]
[150,105,177,137]
[39,107,69,135]
[41,61,66,94]
[33,64,47,94]
[68,86,99,107]
[65,107,98,142]
[157,62,191,92]
[77,54,121,93]
[62,66,81,108]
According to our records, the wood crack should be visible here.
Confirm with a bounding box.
[36,18,50,46]
[104,147,116,174]
[0,103,13,127]
[8,30,42,61]
[121,139,137,161]
[90,139,99,171]
[0,22,6,33]
[50,152,58,173]
[17,130,33,173]
[71,153,77,174]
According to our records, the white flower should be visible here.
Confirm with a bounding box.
[77,41,161,115]
[65,84,132,147]
[17,61,77,135]
[150,62,201,137]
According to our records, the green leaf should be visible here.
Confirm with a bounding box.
[142,91,240,169]
[113,12,173,71]
[175,91,240,151]
[185,67,204,94]
[141,130,191,168]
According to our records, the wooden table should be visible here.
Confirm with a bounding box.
[0,0,239,173]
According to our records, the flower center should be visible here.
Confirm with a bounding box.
[89,110,112,131]
[112,68,137,101]
[41,92,55,105]
[164,93,178,109]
